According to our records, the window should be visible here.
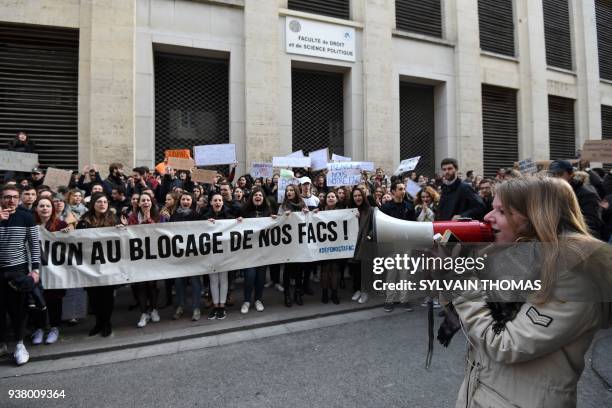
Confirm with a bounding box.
[399,82,435,176]
[478,0,515,56]
[288,0,350,20]
[395,0,442,38]
[548,95,576,160]
[482,85,518,177]
[543,0,572,70]
[596,0,612,80]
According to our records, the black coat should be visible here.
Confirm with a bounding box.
[438,178,486,221]
[381,199,416,221]
[571,179,604,240]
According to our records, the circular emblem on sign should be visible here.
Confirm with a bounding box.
[289,20,301,33]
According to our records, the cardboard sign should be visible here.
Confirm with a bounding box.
[581,140,612,162]
[332,153,351,162]
[165,149,192,159]
[395,156,420,175]
[0,150,39,172]
[194,144,237,166]
[309,148,329,171]
[518,158,537,175]
[167,157,196,171]
[272,156,312,168]
[250,162,273,179]
[44,167,73,192]
[326,168,361,187]
[191,169,218,184]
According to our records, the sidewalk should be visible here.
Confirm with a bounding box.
[1,279,382,364]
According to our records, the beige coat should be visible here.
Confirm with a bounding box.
[453,261,612,408]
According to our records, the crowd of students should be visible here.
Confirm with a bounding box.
[2,131,612,367]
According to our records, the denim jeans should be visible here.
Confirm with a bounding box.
[174,276,202,310]
[243,267,266,303]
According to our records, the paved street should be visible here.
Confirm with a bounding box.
[1,310,610,408]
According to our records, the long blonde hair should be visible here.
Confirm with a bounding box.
[496,176,598,303]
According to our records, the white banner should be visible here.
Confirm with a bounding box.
[286,150,305,158]
[40,210,358,289]
[0,149,39,172]
[286,17,356,62]
[273,156,312,168]
[250,162,274,179]
[194,144,237,166]
[332,153,351,162]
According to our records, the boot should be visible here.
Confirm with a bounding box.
[294,289,303,306]
[331,289,340,305]
[284,293,292,308]
[321,289,329,304]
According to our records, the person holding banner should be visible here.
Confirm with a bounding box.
[278,184,309,307]
[128,193,167,328]
[203,192,236,320]
[3,131,37,183]
[320,190,342,305]
[76,193,120,337]
[348,187,373,304]
[240,187,276,314]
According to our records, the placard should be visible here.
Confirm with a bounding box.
[327,162,374,172]
[395,156,420,175]
[194,144,237,166]
[272,156,312,168]
[191,169,218,184]
[278,170,300,203]
[405,180,422,199]
[167,157,196,171]
[326,168,361,187]
[250,162,273,179]
[309,148,329,171]
[332,153,351,162]
[286,150,305,158]
[44,167,73,192]
[0,150,39,172]
[165,149,191,159]
[286,17,356,62]
[581,140,612,162]
[518,158,537,175]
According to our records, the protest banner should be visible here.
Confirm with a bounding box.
[581,140,612,162]
[395,156,420,175]
[167,157,196,171]
[191,169,218,184]
[286,150,305,158]
[44,167,73,192]
[327,161,374,172]
[272,156,312,168]
[518,158,537,175]
[405,180,421,199]
[194,144,237,166]
[309,148,329,171]
[165,149,191,159]
[326,168,361,187]
[250,162,273,179]
[40,209,359,289]
[0,150,39,172]
[331,153,351,162]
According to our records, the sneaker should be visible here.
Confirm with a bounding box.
[14,343,29,366]
[240,302,250,314]
[45,327,59,345]
[402,303,414,312]
[216,308,227,320]
[383,302,395,312]
[274,283,284,292]
[137,313,150,328]
[264,280,274,288]
[173,306,184,320]
[207,308,217,320]
[358,293,369,304]
[192,309,201,321]
[351,291,362,301]
[150,309,161,323]
[255,300,264,312]
[31,329,44,345]
[0,343,8,356]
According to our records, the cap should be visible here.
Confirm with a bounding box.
[31,167,43,174]
[299,176,312,185]
[549,160,573,174]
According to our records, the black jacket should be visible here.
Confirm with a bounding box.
[438,178,486,221]
[203,207,234,220]
[380,199,416,221]
[570,179,604,240]
[169,208,198,222]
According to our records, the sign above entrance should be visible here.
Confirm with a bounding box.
[285,17,356,62]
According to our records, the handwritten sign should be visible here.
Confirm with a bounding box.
[194,144,237,166]
[395,156,420,175]
[326,168,361,187]
[309,148,329,171]
[327,162,374,172]
[165,149,191,159]
[191,169,218,184]
[405,180,421,199]
[581,140,612,162]
[250,162,273,179]
[167,157,196,171]
[0,150,39,172]
[272,156,312,168]
[278,169,299,203]
[518,158,537,175]
[332,153,351,162]
[44,167,73,192]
